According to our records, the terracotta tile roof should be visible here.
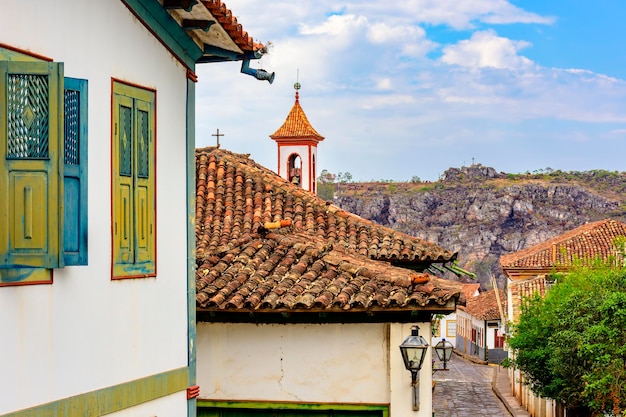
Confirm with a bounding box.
[195,147,461,315]
[196,231,462,312]
[269,92,324,141]
[462,283,481,301]
[500,219,626,269]
[200,0,264,53]
[461,289,506,321]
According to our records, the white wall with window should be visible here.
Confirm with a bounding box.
[0,1,191,415]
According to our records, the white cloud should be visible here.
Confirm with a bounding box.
[367,22,422,44]
[360,94,416,109]
[440,30,533,70]
[300,14,368,37]
[376,78,392,90]
[390,0,555,29]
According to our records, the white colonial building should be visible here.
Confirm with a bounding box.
[0,1,268,416]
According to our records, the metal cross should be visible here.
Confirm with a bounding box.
[212,128,224,148]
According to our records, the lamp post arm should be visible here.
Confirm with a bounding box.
[411,370,420,411]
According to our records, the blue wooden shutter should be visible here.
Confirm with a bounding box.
[0,61,63,269]
[63,77,88,265]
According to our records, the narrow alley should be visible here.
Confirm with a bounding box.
[432,354,512,417]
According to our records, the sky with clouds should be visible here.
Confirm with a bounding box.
[195,0,626,182]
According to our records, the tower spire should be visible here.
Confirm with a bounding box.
[294,69,301,103]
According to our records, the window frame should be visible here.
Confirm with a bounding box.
[111,79,157,280]
[446,319,457,338]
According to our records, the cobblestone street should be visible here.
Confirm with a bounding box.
[432,354,511,417]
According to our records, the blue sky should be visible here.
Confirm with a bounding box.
[196,1,626,182]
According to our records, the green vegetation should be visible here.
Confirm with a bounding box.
[507,249,626,416]
[316,169,336,201]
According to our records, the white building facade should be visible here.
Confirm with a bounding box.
[0,1,266,416]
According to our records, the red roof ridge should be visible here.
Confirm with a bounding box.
[500,218,626,269]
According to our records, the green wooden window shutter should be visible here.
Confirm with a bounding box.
[0,61,64,269]
[63,77,88,266]
[112,82,155,278]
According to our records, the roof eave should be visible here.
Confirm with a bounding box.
[121,0,204,69]
[501,265,570,279]
[196,303,458,324]
[122,0,263,69]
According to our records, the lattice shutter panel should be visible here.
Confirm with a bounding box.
[137,109,149,178]
[120,105,133,177]
[64,88,80,165]
[7,73,50,159]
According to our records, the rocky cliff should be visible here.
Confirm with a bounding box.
[331,165,626,289]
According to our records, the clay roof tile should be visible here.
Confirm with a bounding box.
[500,219,626,269]
[195,147,462,315]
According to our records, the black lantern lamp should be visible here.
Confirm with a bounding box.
[399,325,429,411]
[434,338,454,371]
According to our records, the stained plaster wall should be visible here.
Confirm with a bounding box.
[197,321,434,417]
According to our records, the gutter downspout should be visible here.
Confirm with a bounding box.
[240,58,275,84]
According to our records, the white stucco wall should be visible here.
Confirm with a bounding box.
[197,322,433,417]
[1,1,189,415]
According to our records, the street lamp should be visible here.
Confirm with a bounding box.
[399,325,429,411]
[434,338,454,371]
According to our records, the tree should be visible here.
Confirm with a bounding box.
[508,256,626,416]
[318,169,335,184]
[316,170,336,201]
[336,172,352,183]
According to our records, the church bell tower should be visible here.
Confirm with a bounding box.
[269,82,324,194]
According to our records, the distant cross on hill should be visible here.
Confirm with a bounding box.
[212,128,224,148]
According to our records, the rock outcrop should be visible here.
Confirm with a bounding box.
[332,165,626,289]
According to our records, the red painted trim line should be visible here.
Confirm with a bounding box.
[0,42,53,61]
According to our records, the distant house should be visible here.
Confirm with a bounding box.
[455,289,507,364]
[502,218,626,323]
[432,283,480,348]
[0,1,267,416]
[500,218,626,417]
[194,147,465,417]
